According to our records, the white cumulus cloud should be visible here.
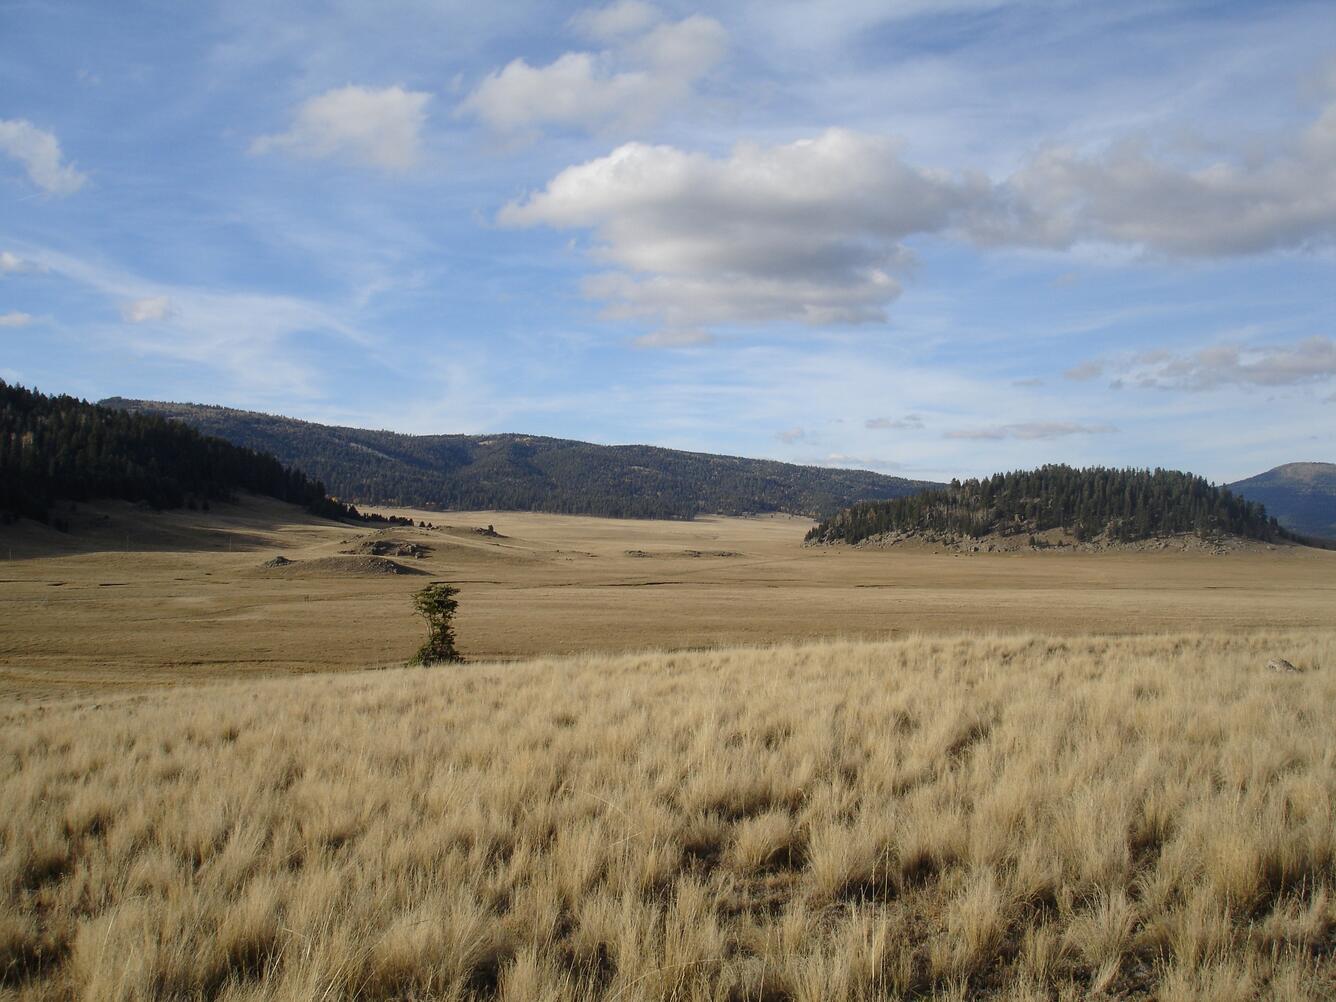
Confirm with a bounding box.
[0,119,86,195]
[501,129,987,328]
[460,8,726,135]
[980,97,1336,256]
[569,0,662,41]
[121,296,172,323]
[507,93,1336,335]
[252,85,431,170]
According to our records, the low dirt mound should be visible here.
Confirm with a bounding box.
[341,538,431,558]
[260,555,423,576]
[625,549,743,558]
[439,525,508,540]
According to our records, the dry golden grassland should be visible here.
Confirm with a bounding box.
[3,631,1334,1000]
[2,497,1334,697]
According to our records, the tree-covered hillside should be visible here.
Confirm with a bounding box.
[1228,462,1336,540]
[101,399,940,519]
[807,465,1293,545]
[1,382,358,524]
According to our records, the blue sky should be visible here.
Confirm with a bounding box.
[2,0,1333,482]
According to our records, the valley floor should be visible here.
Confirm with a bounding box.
[1,498,1334,698]
[2,631,1333,1000]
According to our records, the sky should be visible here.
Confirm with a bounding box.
[2,0,1334,483]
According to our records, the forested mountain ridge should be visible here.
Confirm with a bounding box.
[1,382,358,525]
[807,465,1297,547]
[1227,463,1336,540]
[99,398,940,519]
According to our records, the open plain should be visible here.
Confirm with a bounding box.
[1,498,1334,699]
[3,502,1334,999]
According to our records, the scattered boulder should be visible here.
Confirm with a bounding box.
[1266,658,1301,673]
[262,555,294,568]
[474,525,504,538]
[342,538,431,558]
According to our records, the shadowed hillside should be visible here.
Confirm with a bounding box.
[1229,463,1336,540]
[1,382,357,525]
[100,398,939,519]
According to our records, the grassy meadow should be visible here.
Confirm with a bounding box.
[2,498,1334,698]
[3,631,1333,1000]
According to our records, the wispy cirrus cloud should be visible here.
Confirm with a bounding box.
[1,251,38,274]
[865,414,924,430]
[0,311,34,328]
[21,246,370,398]
[1115,335,1336,391]
[944,421,1117,441]
[121,296,172,324]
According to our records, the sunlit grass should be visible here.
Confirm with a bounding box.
[2,631,1333,999]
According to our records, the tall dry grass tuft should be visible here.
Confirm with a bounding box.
[1,630,1334,999]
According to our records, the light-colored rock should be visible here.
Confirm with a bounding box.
[1266,658,1300,673]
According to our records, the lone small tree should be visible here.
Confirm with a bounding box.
[409,582,464,665]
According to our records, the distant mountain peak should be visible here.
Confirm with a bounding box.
[1256,461,1334,480]
[1228,463,1336,540]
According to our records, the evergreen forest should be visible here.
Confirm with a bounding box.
[807,465,1294,545]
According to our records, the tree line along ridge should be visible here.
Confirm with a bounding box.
[806,465,1295,546]
[0,381,364,525]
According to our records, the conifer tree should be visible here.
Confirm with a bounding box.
[408,583,464,665]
